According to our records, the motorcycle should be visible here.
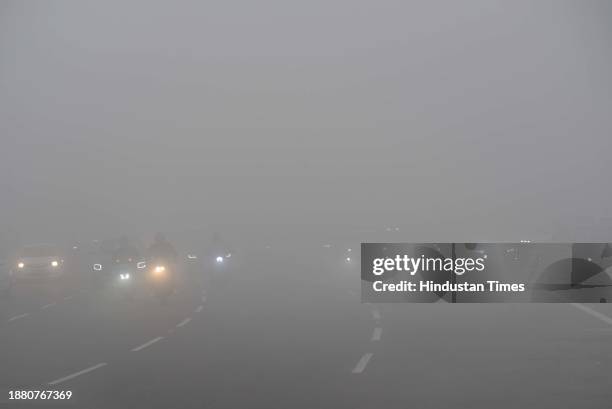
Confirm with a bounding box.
[147,259,177,303]
[111,258,145,300]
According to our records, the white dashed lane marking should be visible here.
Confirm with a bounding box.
[131,336,164,352]
[8,313,29,322]
[176,318,192,328]
[42,303,56,310]
[371,327,382,342]
[48,363,107,385]
[352,353,373,374]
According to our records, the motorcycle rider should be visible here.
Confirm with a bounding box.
[146,233,178,265]
[210,231,232,260]
[146,233,179,299]
[113,235,140,264]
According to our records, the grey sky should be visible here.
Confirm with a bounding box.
[1,0,611,242]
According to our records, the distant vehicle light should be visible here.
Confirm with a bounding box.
[225,253,232,258]
[346,257,351,262]
[120,273,130,280]
[18,262,24,269]
[93,264,102,271]
[154,265,166,274]
[137,261,146,269]
[51,260,59,267]
[187,254,198,260]
[216,256,224,263]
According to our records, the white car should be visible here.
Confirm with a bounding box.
[14,245,65,279]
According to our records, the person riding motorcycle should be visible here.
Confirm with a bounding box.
[146,233,179,298]
[113,236,140,264]
[210,231,232,262]
[146,233,178,265]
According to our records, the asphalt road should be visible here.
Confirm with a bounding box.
[1,247,611,409]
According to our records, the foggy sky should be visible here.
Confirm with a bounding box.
[1,0,611,243]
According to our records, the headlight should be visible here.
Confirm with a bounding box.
[120,273,130,280]
[51,260,59,267]
[137,261,146,269]
[93,264,103,271]
[216,256,224,263]
[345,257,351,263]
[17,262,24,269]
[187,254,198,260]
[154,265,166,274]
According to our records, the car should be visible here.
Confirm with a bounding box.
[14,244,65,280]
[89,238,137,286]
[0,259,14,295]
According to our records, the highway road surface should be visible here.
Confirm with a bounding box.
[1,244,611,409]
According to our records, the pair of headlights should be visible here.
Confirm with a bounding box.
[17,261,59,269]
[93,261,146,271]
